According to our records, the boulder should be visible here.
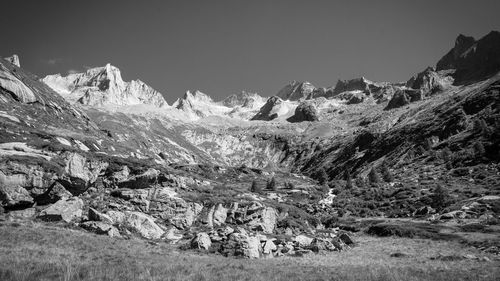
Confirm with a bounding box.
[149,197,202,229]
[123,211,164,239]
[262,240,277,255]
[106,210,126,224]
[80,221,120,237]
[247,207,277,234]
[222,232,260,259]
[287,101,319,123]
[88,207,113,224]
[35,182,72,205]
[339,233,354,245]
[7,207,36,219]
[294,235,313,247]
[59,152,108,195]
[191,232,211,250]
[117,168,159,189]
[213,203,228,226]
[38,197,84,222]
[164,227,184,243]
[0,185,33,208]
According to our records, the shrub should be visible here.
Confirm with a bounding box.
[266,176,277,191]
[345,170,353,189]
[473,142,485,156]
[317,168,328,185]
[368,167,380,185]
[250,180,261,193]
[380,165,393,183]
[430,184,449,210]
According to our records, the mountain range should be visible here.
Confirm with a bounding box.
[1,31,499,260]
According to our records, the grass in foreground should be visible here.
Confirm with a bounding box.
[0,220,499,281]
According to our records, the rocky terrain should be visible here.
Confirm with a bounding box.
[1,31,499,267]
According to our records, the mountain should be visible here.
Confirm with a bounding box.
[1,31,500,261]
[276,81,317,101]
[3,54,20,67]
[42,64,168,108]
[436,31,500,84]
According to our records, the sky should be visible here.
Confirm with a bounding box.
[1,0,499,103]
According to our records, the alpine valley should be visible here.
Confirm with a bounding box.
[1,31,500,280]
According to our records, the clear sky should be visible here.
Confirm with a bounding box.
[2,0,499,103]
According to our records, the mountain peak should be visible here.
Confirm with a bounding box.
[42,64,167,108]
[276,81,316,101]
[3,54,20,67]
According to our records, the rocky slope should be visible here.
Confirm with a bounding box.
[1,31,500,259]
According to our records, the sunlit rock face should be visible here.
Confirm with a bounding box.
[42,64,168,108]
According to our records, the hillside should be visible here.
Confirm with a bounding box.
[1,32,499,271]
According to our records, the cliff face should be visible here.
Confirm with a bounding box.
[42,64,168,108]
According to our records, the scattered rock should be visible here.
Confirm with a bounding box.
[0,184,33,208]
[339,233,354,245]
[80,221,120,237]
[123,211,164,239]
[88,207,113,224]
[38,197,84,223]
[191,232,211,250]
[35,182,72,205]
[294,235,314,247]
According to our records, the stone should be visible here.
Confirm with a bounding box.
[164,227,183,243]
[88,207,113,224]
[7,207,36,219]
[262,240,277,255]
[339,233,354,245]
[294,235,313,247]
[35,182,72,205]
[221,232,260,259]
[80,221,120,237]
[123,211,164,239]
[59,152,108,195]
[38,197,84,222]
[247,207,277,234]
[191,232,211,250]
[213,203,228,226]
[0,184,33,208]
[117,168,159,189]
[106,210,126,224]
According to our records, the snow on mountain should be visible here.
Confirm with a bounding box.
[42,64,168,108]
[172,90,267,120]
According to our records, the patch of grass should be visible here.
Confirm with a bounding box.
[366,222,460,240]
[0,222,498,281]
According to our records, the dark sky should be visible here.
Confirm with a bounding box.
[2,0,499,103]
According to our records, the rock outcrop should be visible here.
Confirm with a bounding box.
[436,31,500,83]
[385,89,422,110]
[287,101,319,122]
[3,55,20,67]
[406,66,454,95]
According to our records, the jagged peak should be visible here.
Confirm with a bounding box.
[3,54,20,67]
